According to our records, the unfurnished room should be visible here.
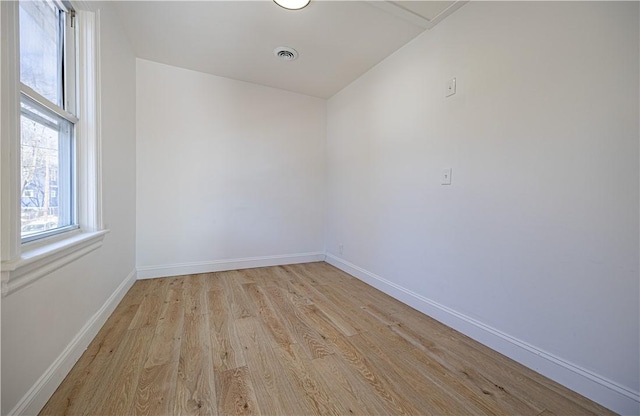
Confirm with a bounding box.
[0,0,638,415]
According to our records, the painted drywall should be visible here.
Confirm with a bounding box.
[326,1,639,412]
[1,4,137,413]
[136,59,326,275]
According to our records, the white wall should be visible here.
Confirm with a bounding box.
[325,1,639,413]
[1,4,137,414]
[136,59,326,277]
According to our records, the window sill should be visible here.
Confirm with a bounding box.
[1,229,109,297]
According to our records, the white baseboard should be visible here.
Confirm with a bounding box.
[137,252,327,280]
[8,269,137,416]
[325,254,640,416]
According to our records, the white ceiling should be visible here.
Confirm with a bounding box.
[113,1,465,98]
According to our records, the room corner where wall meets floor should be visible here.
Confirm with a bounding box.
[326,255,640,415]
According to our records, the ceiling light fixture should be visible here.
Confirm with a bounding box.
[273,0,310,10]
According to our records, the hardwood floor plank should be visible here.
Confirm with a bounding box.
[313,281,390,333]
[219,271,256,319]
[121,278,156,305]
[173,278,216,415]
[310,352,395,415]
[297,301,420,415]
[319,263,417,316]
[133,287,185,416]
[295,262,357,287]
[242,266,292,290]
[242,282,296,354]
[203,272,223,291]
[236,318,315,415]
[129,278,170,330]
[216,366,260,415]
[330,337,421,416]
[349,331,475,415]
[207,288,247,372]
[285,269,360,336]
[233,269,257,285]
[360,302,401,326]
[84,326,155,415]
[273,343,346,415]
[234,318,289,414]
[263,285,333,360]
[182,273,209,317]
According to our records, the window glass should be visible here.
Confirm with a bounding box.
[19,0,63,105]
[20,96,74,239]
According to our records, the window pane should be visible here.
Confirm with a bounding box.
[19,0,63,105]
[21,97,74,239]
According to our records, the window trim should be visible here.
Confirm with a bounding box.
[0,1,106,297]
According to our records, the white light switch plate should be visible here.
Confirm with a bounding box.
[446,77,456,97]
[441,168,452,185]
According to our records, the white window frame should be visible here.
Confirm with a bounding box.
[1,1,107,297]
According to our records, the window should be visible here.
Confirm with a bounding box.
[19,0,78,243]
[1,1,106,296]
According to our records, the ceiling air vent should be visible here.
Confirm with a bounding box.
[274,47,299,61]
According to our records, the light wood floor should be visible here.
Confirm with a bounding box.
[41,262,613,415]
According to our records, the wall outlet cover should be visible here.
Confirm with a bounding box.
[441,168,452,185]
